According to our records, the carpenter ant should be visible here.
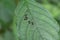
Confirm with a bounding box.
[28,21,34,25]
[28,21,31,24]
[24,14,28,20]
[31,22,34,25]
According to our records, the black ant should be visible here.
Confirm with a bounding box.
[31,22,34,25]
[24,14,28,20]
[28,21,34,25]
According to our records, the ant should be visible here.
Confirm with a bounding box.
[24,14,28,20]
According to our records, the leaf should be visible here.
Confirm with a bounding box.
[0,0,16,25]
[0,35,4,40]
[13,0,59,40]
[0,0,16,32]
[0,30,14,40]
[3,30,14,40]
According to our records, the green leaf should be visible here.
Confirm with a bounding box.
[0,0,16,25]
[13,0,59,40]
[3,30,14,40]
[0,30,14,40]
[0,35,4,40]
[0,0,16,32]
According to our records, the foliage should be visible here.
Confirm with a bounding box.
[0,0,60,40]
[36,0,60,24]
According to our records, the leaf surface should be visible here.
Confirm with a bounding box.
[13,0,59,40]
[0,0,16,33]
[0,0,16,25]
[0,30,14,40]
